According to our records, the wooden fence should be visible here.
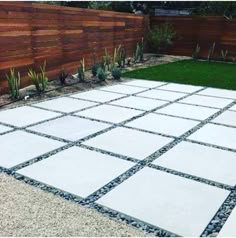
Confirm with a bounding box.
[150,16,236,60]
[1,3,236,94]
[0,2,148,94]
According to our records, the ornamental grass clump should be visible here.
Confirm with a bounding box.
[220,49,228,61]
[132,43,140,64]
[78,58,85,82]
[121,48,126,67]
[192,44,201,60]
[6,68,21,99]
[207,42,215,61]
[28,61,48,94]
[115,45,123,68]
[103,48,111,71]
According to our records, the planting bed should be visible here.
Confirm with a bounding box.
[0,54,186,110]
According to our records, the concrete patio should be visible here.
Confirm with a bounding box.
[0,79,236,237]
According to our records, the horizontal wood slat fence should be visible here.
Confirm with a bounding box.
[150,16,236,61]
[1,2,236,94]
[0,2,148,94]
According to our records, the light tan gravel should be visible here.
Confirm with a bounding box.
[0,173,146,237]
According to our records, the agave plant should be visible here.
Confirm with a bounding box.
[112,67,121,80]
[6,68,21,99]
[97,67,107,82]
[91,63,100,77]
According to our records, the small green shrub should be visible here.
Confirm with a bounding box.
[6,68,21,99]
[112,67,121,80]
[147,22,176,53]
[28,61,48,94]
[91,63,100,76]
[207,42,215,61]
[78,58,85,81]
[192,44,201,60]
[97,67,107,81]
[220,49,228,61]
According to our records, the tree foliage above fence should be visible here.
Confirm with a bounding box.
[42,1,236,18]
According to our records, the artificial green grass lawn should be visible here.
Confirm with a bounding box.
[122,60,236,90]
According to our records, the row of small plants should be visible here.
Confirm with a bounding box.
[7,61,48,100]
[59,38,144,84]
[192,42,234,62]
[6,38,144,100]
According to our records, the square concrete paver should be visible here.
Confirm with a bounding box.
[83,127,172,160]
[156,103,218,121]
[198,88,236,99]
[212,111,236,127]
[0,131,65,168]
[137,89,187,101]
[70,90,124,103]
[97,167,229,237]
[110,96,168,111]
[218,207,236,237]
[179,95,233,108]
[18,147,134,198]
[188,124,236,150]
[75,105,142,124]
[101,84,145,95]
[153,141,236,186]
[34,97,97,113]
[126,113,198,137]
[0,125,12,134]
[28,116,110,141]
[229,104,236,111]
[0,106,61,127]
[122,79,166,88]
[159,83,203,93]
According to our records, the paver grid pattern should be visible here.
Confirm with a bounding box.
[0,79,236,236]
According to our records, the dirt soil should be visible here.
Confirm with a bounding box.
[0,54,190,110]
